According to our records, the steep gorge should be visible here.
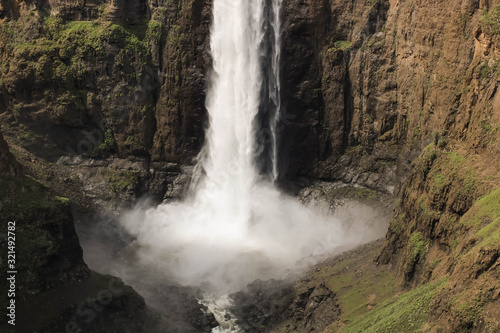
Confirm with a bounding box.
[1,0,500,332]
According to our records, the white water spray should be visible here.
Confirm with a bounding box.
[121,0,379,295]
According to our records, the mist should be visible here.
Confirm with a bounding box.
[79,0,390,329]
[117,182,386,293]
[115,0,387,294]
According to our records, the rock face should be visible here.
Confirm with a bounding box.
[231,279,339,333]
[0,129,19,175]
[278,0,500,326]
[0,131,216,332]
[0,0,212,210]
[1,0,500,331]
[0,0,498,194]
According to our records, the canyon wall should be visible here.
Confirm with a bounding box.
[1,0,500,331]
[0,128,163,332]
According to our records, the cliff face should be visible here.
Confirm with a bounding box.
[279,0,495,193]
[1,128,218,332]
[1,0,500,330]
[277,0,499,330]
[0,129,19,175]
[0,0,213,208]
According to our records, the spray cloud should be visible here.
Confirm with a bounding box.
[120,0,384,294]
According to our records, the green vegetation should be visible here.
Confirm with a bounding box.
[421,146,477,203]
[343,279,447,333]
[146,20,162,44]
[480,62,492,79]
[480,5,500,36]
[0,13,155,89]
[308,244,397,328]
[334,40,353,51]
[0,175,75,296]
[0,175,70,219]
[479,118,493,131]
[404,232,428,276]
[104,169,139,196]
[329,40,353,53]
[389,212,407,233]
[330,269,395,324]
[96,128,115,154]
[461,188,500,244]
[366,0,380,6]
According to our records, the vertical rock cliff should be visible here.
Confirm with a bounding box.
[1,0,499,331]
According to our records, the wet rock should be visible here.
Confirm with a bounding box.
[231,278,340,333]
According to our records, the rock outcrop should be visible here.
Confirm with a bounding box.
[0,0,212,210]
[0,128,19,175]
[0,130,217,332]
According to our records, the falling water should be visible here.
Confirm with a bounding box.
[120,0,382,325]
[269,0,282,183]
[260,0,283,182]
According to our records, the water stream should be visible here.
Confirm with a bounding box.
[119,0,379,331]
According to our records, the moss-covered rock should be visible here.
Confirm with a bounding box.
[0,133,169,332]
[0,175,89,300]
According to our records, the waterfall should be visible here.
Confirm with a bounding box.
[257,0,283,182]
[268,0,283,183]
[121,0,374,295]
[194,0,264,229]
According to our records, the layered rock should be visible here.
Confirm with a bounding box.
[0,0,212,209]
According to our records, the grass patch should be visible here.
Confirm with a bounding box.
[329,40,353,53]
[480,5,500,36]
[343,279,447,333]
[0,15,153,88]
[460,188,500,247]
[315,245,396,326]
[404,232,428,276]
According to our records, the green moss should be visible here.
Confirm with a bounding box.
[480,5,500,36]
[314,246,397,327]
[104,169,139,196]
[479,119,493,131]
[332,40,353,52]
[0,176,70,219]
[124,135,144,154]
[336,269,396,324]
[343,279,447,333]
[429,259,440,270]
[449,296,484,327]
[146,20,162,44]
[461,188,500,241]
[95,129,115,154]
[434,173,445,189]
[389,213,407,233]
[479,62,492,80]
[404,232,428,276]
[0,16,153,88]
[423,149,477,205]
[420,144,439,172]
